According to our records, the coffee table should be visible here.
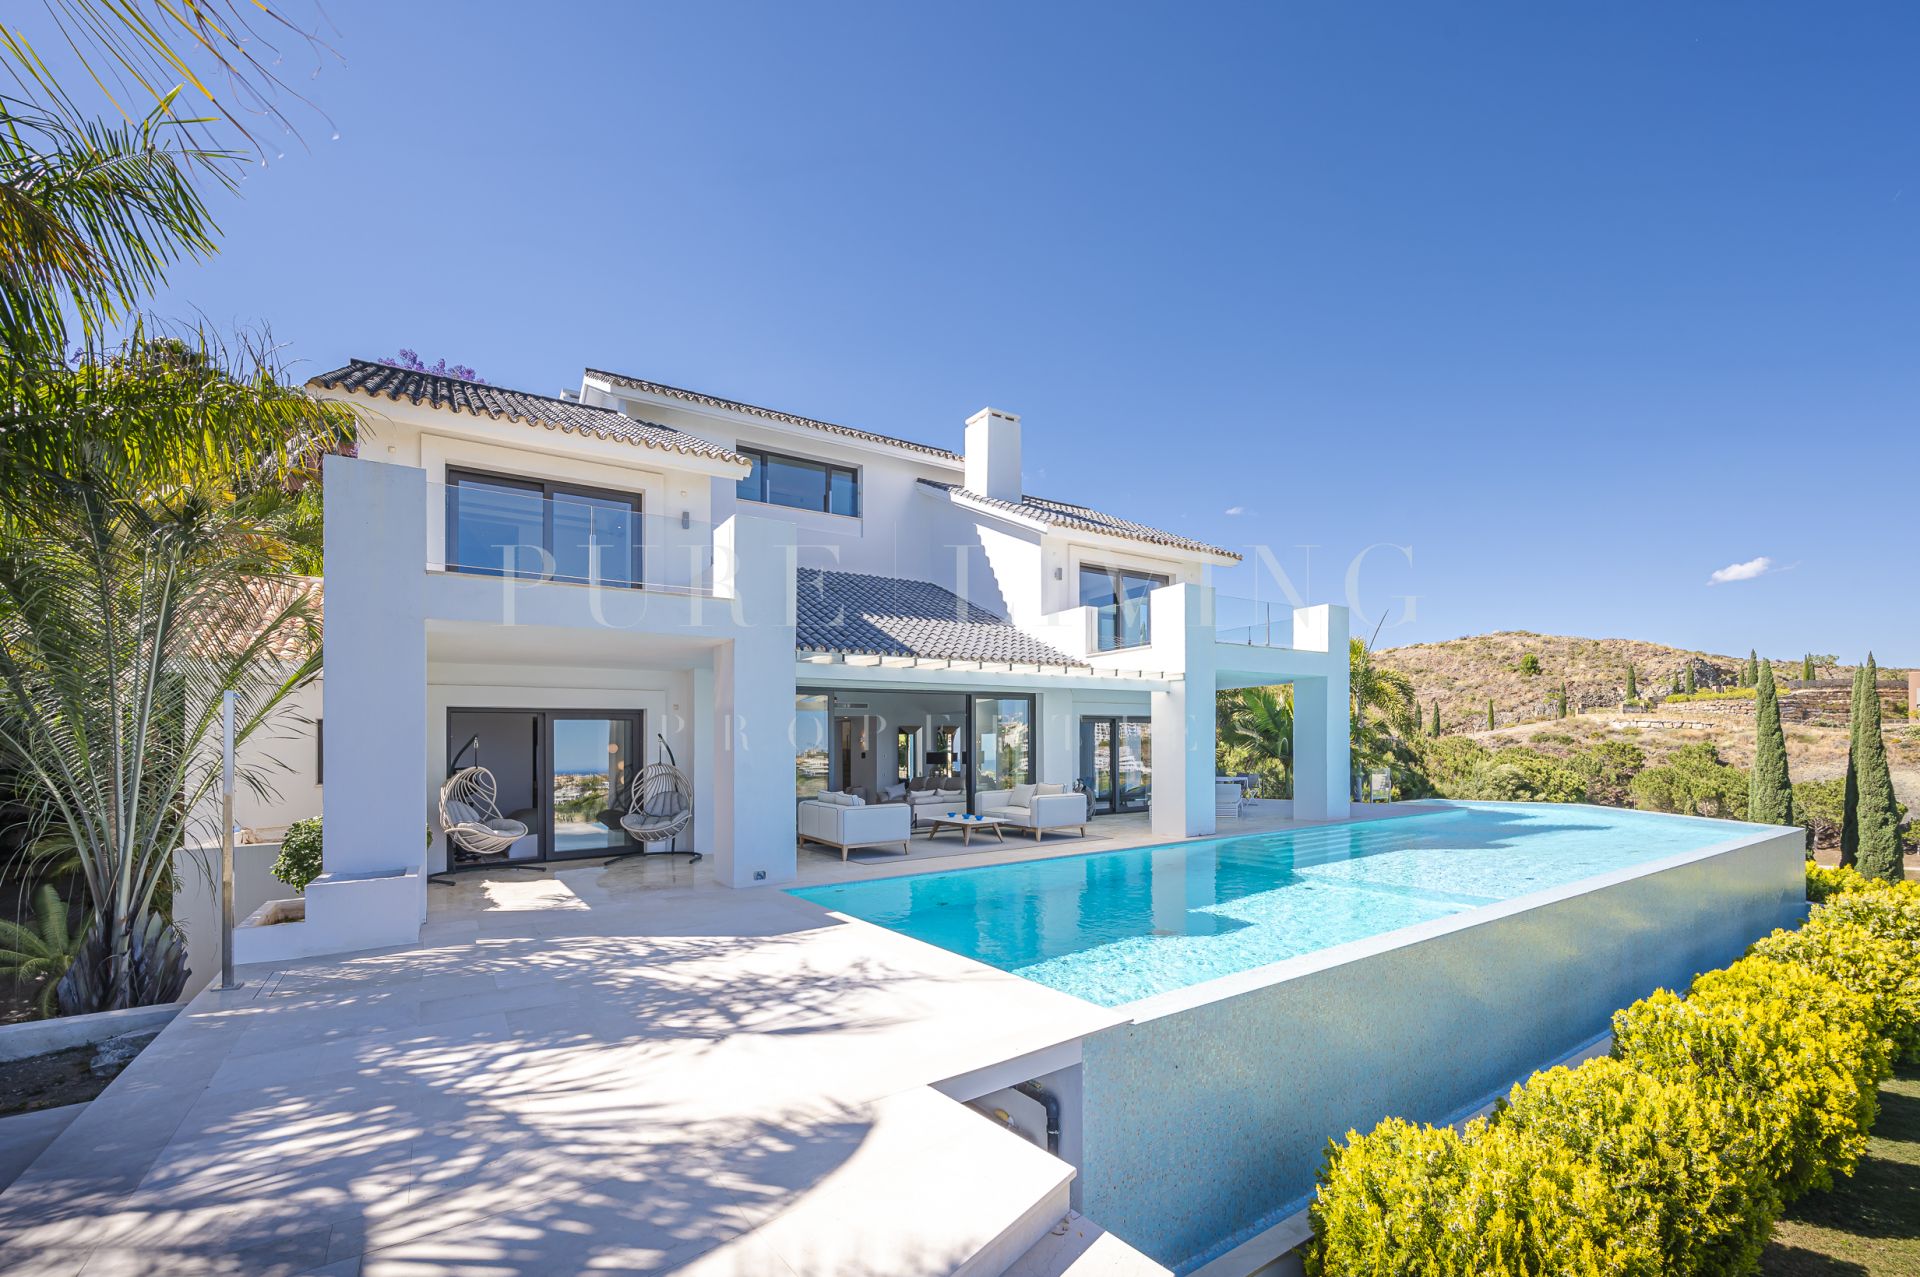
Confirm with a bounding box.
[923,815,1007,846]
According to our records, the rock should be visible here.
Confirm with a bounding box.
[89,1029,159,1078]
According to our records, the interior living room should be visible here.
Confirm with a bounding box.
[794,685,1143,853]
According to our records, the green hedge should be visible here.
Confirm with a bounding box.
[1306,864,1920,1277]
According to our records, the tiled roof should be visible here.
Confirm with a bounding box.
[309,361,750,467]
[921,481,1241,562]
[585,368,963,463]
[797,569,1086,667]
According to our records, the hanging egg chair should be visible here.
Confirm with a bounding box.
[618,737,699,861]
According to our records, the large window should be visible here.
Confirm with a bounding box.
[1079,564,1169,651]
[447,469,643,587]
[973,695,1035,794]
[737,447,860,517]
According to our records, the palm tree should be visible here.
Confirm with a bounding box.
[1350,637,1416,733]
[1,96,228,353]
[0,883,83,1018]
[1219,685,1293,793]
[0,339,344,1012]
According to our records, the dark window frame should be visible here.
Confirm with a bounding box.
[1078,563,1169,652]
[446,467,646,588]
[735,446,861,517]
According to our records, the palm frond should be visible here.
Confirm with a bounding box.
[0,94,230,351]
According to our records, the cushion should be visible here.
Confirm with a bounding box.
[1008,783,1037,808]
[823,792,864,807]
[936,788,964,802]
[1036,783,1065,796]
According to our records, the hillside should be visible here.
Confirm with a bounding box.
[1377,632,1742,729]
[1375,631,1920,810]
[1375,631,1901,732]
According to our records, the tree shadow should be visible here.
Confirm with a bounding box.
[0,870,1004,1275]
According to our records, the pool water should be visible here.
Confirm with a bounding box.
[790,802,1751,1007]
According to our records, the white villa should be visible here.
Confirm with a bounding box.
[269,360,1353,960]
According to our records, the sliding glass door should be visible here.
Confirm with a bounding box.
[1078,716,1151,815]
[549,713,639,858]
[444,708,642,866]
[972,695,1035,798]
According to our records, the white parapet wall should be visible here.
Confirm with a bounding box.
[1070,816,1808,1272]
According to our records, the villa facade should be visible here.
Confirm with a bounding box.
[266,361,1352,958]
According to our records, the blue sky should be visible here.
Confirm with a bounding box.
[86,2,1918,661]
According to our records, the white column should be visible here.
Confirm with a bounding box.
[690,666,716,856]
[1037,688,1077,789]
[710,514,799,887]
[1149,583,1217,840]
[1291,604,1352,821]
[308,454,428,952]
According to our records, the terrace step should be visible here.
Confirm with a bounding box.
[1004,1210,1172,1276]
[680,1086,1074,1277]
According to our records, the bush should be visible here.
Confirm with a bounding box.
[1750,899,1920,1061]
[1805,859,1858,903]
[1572,739,1646,806]
[1306,869,1919,1274]
[1614,959,1887,1200]
[1629,743,1748,819]
[272,817,324,894]
[1307,1116,1654,1277]
[1495,1057,1778,1277]
[1666,688,1758,703]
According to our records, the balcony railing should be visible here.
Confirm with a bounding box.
[1215,595,1292,648]
[1094,598,1152,652]
[428,482,715,594]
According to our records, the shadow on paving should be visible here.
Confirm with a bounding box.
[0,904,951,1275]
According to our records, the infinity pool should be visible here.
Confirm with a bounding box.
[791,802,1752,1006]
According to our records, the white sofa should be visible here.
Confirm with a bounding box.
[976,784,1088,841]
[798,793,912,860]
[907,785,969,828]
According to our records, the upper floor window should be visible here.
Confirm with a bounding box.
[737,447,860,517]
[1080,564,1168,651]
[446,469,643,588]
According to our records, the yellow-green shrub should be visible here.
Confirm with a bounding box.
[1750,899,1920,1061]
[1495,1057,1778,1277]
[1306,1115,1657,1277]
[1805,860,1920,906]
[1613,960,1886,1200]
[1805,860,1857,903]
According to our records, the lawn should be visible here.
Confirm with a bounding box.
[1763,1062,1920,1276]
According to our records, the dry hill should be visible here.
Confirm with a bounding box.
[1374,631,1886,732]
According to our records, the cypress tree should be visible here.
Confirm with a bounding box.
[1559,680,1570,719]
[1745,650,1759,688]
[1486,698,1495,731]
[1624,664,1638,701]
[1841,664,1862,867]
[1684,663,1696,694]
[1854,654,1903,881]
[1749,660,1793,825]
[1430,699,1442,738]
[1802,652,1815,683]
[1412,701,1423,736]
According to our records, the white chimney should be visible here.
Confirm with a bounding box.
[964,407,1023,504]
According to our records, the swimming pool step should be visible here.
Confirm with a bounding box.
[1004,1210,1172,1276]
[678,1086,1074,1277]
